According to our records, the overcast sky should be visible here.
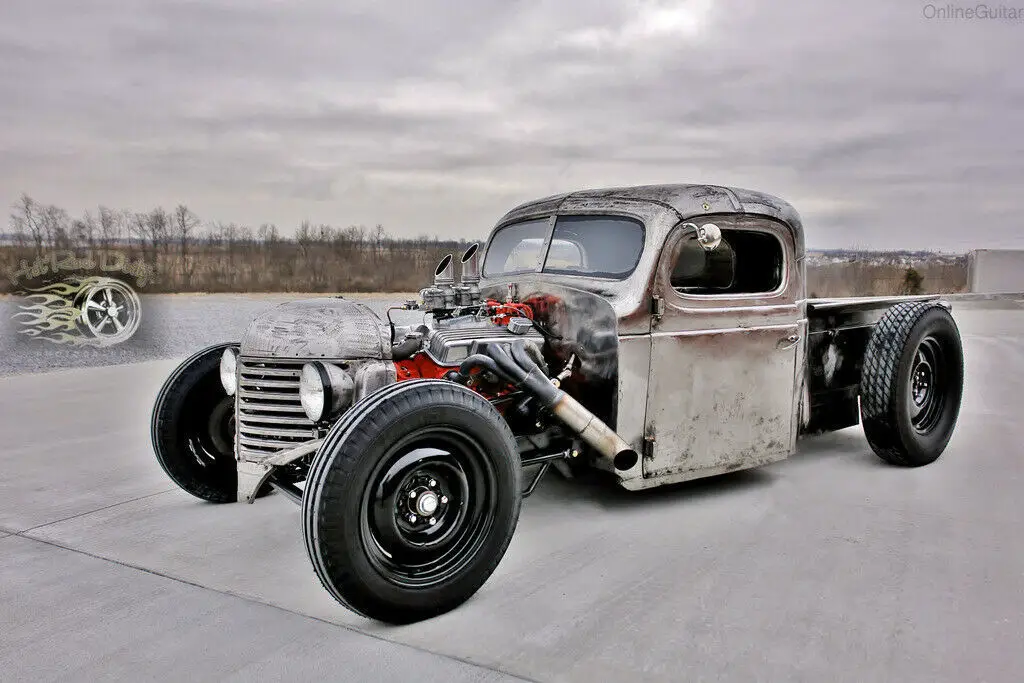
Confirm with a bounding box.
[1,0,1021,251]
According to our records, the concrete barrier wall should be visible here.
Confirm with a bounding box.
[968,249,1024,293]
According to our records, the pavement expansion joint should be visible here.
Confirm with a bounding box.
[9,488,177,536]
[12,533,536,683]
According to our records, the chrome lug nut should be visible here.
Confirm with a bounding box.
[429,479,437,488]
[408,514,417,523]
[440,496,448,504]
[408,490,417,498]
[429,517,436,526]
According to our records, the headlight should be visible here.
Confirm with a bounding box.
[300,362,354,422]
[220,348,238,396]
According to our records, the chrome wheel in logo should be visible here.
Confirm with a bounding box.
[77,277,142,346]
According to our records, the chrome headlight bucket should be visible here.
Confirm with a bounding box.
[219,347,238,396]
[300,361,355,422]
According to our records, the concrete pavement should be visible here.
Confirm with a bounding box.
[1,302,1022,682]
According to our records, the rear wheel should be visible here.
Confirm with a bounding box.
[151,343,251,503]
[302,380,522,624]
[859,302,964,466]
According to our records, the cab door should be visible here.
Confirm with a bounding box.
[643,216,805,481]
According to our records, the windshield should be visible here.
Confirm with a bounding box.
[482,215,645,279]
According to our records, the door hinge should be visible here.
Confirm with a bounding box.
[650,294,665,323]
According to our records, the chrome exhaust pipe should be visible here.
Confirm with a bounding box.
[548,394,639,471]
[483,342,639,471]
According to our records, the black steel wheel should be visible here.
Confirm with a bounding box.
[860,301,964,466]
[908,336,946,434]
[302,380,522,624]
[151,342,264,503]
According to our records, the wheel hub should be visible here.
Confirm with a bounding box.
[415,490,440,516]
[361,428,497,589]
[912,364,933,406]
[397,473,451,528]
[908,336,946,433]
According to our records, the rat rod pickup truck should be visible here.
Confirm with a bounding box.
[151,184,964,623]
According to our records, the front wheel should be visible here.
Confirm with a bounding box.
[859,301,964,466]
[302,380,522,624]
[151,342,245,503]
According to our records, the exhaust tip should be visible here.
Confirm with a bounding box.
[613,449,639,471]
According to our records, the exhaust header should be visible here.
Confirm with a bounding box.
[469,341,639,472]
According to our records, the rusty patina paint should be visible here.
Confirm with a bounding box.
[477,184,809,488]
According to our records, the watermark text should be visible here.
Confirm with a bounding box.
[922,3,1024,20]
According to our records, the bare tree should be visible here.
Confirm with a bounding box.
[372,223,386,266]
[127,211,148,246]
[12,193,45,254]
[257,223,279,246]
[41,204,70,249]
[97,205,121,248]
[9,202,28,249]
[146,207,170,254]
[71,210,97,249]
[173,204,199,288]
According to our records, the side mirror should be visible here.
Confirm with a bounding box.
[671,225,734,290]
[696,223,722,251]
[682,222,722,251]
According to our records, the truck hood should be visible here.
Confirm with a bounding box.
[239,298,392,360]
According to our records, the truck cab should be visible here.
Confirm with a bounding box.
[475,184,808,489]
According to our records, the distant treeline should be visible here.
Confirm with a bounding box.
[2,193,467,293]
[2,193,968,297]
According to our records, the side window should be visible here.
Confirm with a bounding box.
[671,228,784,295]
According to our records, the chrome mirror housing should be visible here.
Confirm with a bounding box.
[695,223,722,251]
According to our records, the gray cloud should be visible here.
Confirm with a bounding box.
[1,0,1022,250]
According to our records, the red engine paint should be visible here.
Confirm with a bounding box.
[484,299,534,326]
[395,354,451,381]
[394,299,536,407]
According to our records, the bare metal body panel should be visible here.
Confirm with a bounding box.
[479,185,810,488]
[636,214,804,487]
[241,298,392,360]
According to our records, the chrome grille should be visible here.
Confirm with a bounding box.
[236,358,318,460]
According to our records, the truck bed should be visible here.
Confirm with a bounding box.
[807,293,949,314]
[802,294,948,434]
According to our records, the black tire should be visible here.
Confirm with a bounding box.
[151,342,252,503]
[859,301,964,466]
[302,379,522,624]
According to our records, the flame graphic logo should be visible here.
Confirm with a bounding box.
[12,275,142,347]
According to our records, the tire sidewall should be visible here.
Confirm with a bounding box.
[151,342,239,502]
[307,381,522,622]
